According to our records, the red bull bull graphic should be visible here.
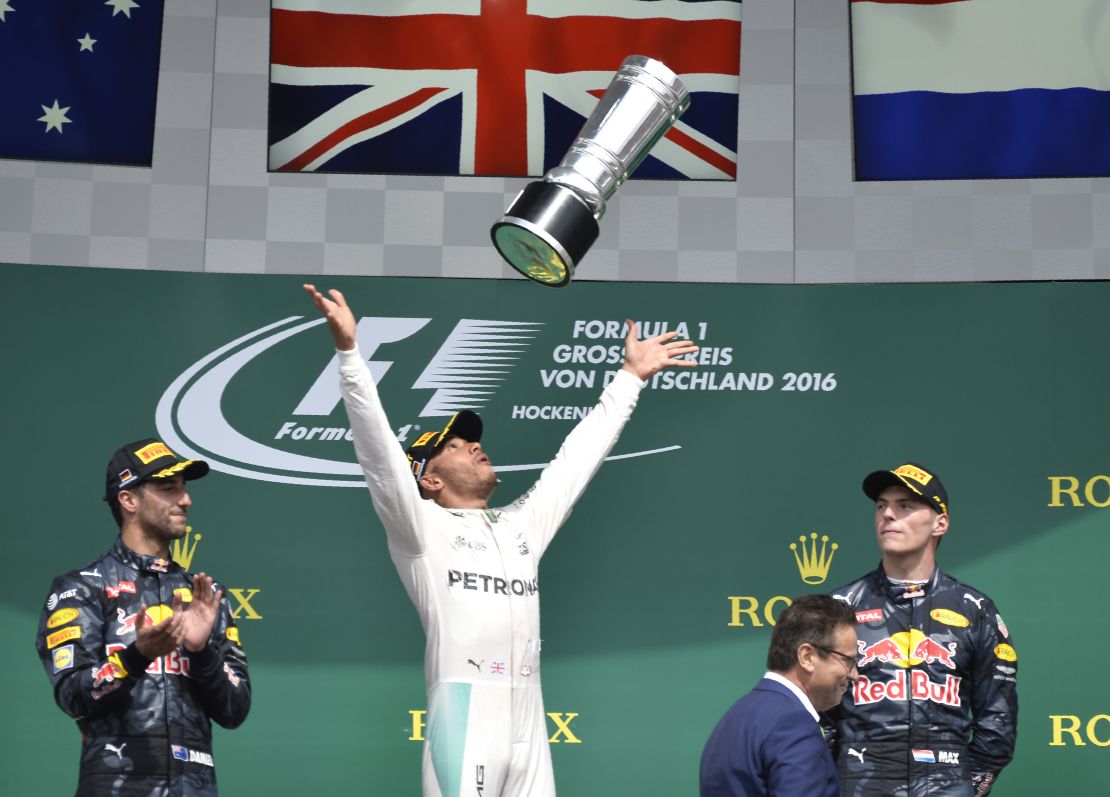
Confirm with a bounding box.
[856,629,958,669]
[115,608,138,636]
[857,637,903,666]
[853,671,963,707]
[114,605,174,636]
[92,660,123,688]
[913,636,957,669]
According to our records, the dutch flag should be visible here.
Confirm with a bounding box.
[850,0,1110,180]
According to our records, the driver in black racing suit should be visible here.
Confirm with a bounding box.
[35,439,250,796]
[825,463,1017,797]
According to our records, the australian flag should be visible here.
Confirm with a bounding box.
[0,0,165,167]
[269,0,741,179]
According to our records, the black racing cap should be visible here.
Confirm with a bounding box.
[405,411,483,480]
[863,462,949,516]
[104,438,210,502]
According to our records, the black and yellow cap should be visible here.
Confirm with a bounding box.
[104,438,209,502]
[405,411,483,481]
[863,462,949,515]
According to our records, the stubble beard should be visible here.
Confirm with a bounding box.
[476,470,498,501]
[141,505,188,544]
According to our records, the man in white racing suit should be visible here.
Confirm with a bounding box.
[304,284,697,797]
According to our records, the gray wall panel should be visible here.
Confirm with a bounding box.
[1,0,1106,283]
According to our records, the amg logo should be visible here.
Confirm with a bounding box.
[448,570,538,597]
[476,764,485,795]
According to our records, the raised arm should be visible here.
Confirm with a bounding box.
[509,320,698,556]
[302,284,431,556]
[182,575,251,729]
[620,318,699,380]
[303,283,356,351]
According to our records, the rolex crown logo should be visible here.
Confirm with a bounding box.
[171,526,202,570]
[790,533,838,585]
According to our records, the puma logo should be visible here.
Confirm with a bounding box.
[963,594,984,609]
[467,659,484,673]
[848,747,866,764]
[104,742,127,760]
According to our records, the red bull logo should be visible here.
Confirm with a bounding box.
[913,636,957,669]
[115,606,174,636]
[857,637,903,666]
[853,671,963,707]
[857,630,959,669]
[116,608,138,635]
[92,660,123,688]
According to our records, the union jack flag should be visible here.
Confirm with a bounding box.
[269,0,741,179]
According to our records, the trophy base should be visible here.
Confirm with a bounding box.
[491,182,599,287]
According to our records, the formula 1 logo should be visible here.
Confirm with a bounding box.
[155,315,678,486]
[154,315,541,486]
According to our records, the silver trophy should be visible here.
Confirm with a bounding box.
[491,55,690,286]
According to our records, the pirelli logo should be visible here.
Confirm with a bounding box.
[46,626,81,649]
[135,442,173,464]
[894,464,932,485]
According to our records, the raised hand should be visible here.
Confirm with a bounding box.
[620,319,700,381]
[134,603,185,660]
[179,573,224,653]
[303,283,357,351]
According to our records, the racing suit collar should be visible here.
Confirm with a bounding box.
[112,537,182,575]
[874,563,939,601]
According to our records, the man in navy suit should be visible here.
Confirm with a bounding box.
[700,594,858,797]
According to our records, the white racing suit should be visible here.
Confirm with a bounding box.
[338,346,644,797]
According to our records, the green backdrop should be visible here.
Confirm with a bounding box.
[2,263,1106,794]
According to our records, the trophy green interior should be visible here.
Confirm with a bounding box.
[493,225,570,287]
